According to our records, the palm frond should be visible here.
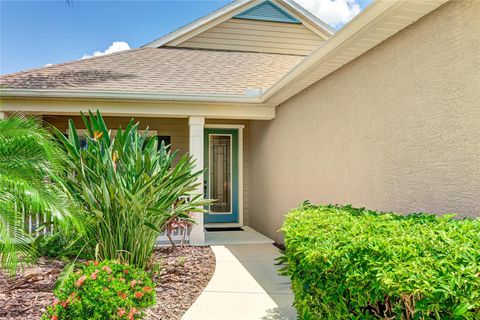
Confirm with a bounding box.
[0,114,81,273]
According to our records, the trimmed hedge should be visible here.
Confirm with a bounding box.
[281,204,480,319]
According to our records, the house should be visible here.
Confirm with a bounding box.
[1,0,478,244]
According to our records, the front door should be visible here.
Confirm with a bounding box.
[204,128,239,224]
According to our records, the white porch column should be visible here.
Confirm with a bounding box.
[0,112,7,120]
[188,116,205,245]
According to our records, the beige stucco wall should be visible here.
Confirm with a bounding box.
[249,0,480,242]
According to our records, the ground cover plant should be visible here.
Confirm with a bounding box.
[281,203,480,319]
[42,260,156,320]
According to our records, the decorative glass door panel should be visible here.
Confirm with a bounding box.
[204,129,239,223]
[210,135,232,213]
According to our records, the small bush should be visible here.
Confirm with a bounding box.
[281,204,480,319]
[33,232,90,260]
[42,260,156,320]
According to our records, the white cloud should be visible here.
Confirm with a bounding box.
[44,63,53,67]
[81,41,131,60]
[293,0,362,29]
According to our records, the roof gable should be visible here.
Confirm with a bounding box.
[234,0,300,24]
[144,0,334,49]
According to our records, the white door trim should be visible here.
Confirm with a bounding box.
[204,124,244,228]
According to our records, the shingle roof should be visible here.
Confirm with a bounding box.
[0,47,303,96]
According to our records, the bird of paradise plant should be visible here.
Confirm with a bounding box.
[54,110,209,269]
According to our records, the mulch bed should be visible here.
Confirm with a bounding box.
[0,258,66,320]
[0,246,216,320]
[145,246,215,320]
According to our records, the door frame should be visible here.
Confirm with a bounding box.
[204,124,244,228]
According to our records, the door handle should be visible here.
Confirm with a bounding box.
[203,180,208,198]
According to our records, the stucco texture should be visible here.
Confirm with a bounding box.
[249,0,480,242]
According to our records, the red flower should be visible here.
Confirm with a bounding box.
[52,298,59,307]
[128,307,137,320]
[117,307,126,317]
[94,261,99,266]
[91,272,98,280]
[123,269,129,274]
[117,291,127,300]
[74,275,86,288]
[130,280,138,288]
[118,277,126,283]
[142,286,153,293]
[134,291,144,299]
[102,265,112,274]
[51,315,58,320]
[60,300,68,308]
[68,292,76,302]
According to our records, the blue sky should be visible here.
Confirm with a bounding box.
[0,0,372,75]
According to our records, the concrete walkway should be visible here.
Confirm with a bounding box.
[182,243,296,320]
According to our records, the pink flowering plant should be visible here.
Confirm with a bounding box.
[42,260,155,320]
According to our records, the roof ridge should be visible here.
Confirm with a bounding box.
[0,47,148,79]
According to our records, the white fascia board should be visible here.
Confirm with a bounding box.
[280,0,335,36]
[0,89,263,104]
[143,0,252,48]
[0,98,275,120]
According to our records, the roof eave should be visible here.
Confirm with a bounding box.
[0,88,263,104]
[261,0,451,106]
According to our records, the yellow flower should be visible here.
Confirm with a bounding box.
[93,131,103,141]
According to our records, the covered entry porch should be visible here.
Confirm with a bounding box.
[40,113,251,245]
[1,95,275,245]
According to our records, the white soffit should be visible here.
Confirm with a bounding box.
[263,0,450,107]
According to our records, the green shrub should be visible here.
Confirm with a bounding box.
[42,260,155,320]
[281,203,480,319]
[33,231,89,260]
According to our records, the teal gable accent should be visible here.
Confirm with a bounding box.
[234,1,301,24]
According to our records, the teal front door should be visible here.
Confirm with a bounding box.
[204,128,239,223]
